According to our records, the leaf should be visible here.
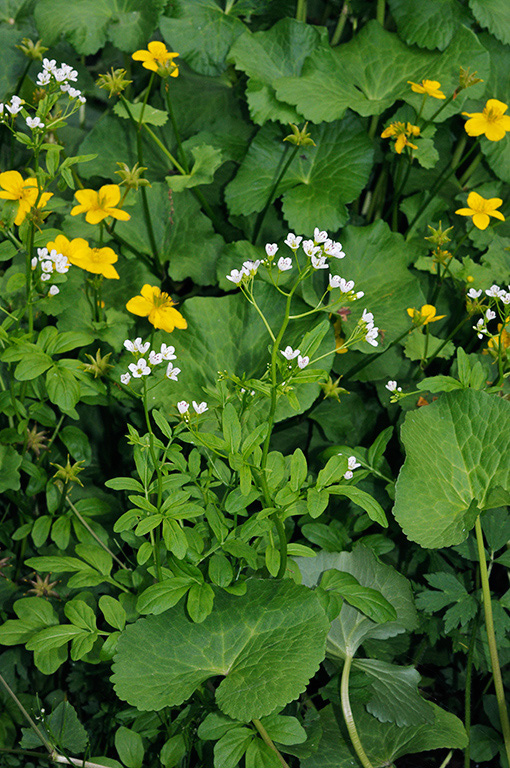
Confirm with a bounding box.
[64,600,97,632]
[245,738,281,768]
[214,727,253,768]
[228,18,327,125]
[21,701,88,753]
[160,0,246,76]
[469,0,510,45]
[112,579,329,720]
[45,364,81,412]
[354,659,434,726]
[187,582,215,623]
[0,445,23,492]
[321,570,397,624]
[225,117,373,232]
[99,596,127,631]
[388,0,470,50]
[136,578,193,615]
[296,547,417,658]
[393,390,510,548]
[115,727,144,768]
[328,486,388,528]
[14,351,53,380]
[167,145,224,191]
[404,331,454,361]
[259,714,307,746]
[300,703,466,768]
[113,100,168,127]
[34,0,165,55]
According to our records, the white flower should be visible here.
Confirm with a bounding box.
[67,87,82,99]
[329,275,354,292]
[148,350,163,366]
[128,358,151,378]
[226,268,246,284]
[41,273,51,281]
[31,257,37,269]
[344,470,354,480]
[297,355,309,369]
[474,318,486,339]
[48,285,59,296]
[277,257,292,271]
[324,240,345,259]
[36,71,51,86]
[60,82,70,93]
[265,243,278,257]
[355,291,364,299]
[302,239,320,257]
[120,372,131,385]
[281,346,300,360]
[467,288,482,299]
[26,116,44,129]
[485,309,496,322]
[160,343,176,361]
[37,247,48,261]
[385,380,401,392]
[500,291,510,305]
[486,284,502,298]
[7,96,22,115]
[54,255,70,274]
[124,339,136,352]
[284,233,302,250]
[41,260,53,273]
[344,455,361,480]
[42,58,57,73]
[0,103,3,115]
[128,337,150,354]
[366,327,379,347]
[54,68,68,83]
[242,259,261,275]
[165,363,180,380]
[311,254,328,270]
[362,309,374,325]
[314,228,328,243]
[177,401,189,415]
[192,401,208,414]
[78,95,86,104]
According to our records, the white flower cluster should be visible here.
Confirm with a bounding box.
[225,227,345,284]
[474,309,497,340]
[385,380,402,393]
[360,309,379,347]
[177,400,208,416]
[484,284,510,304]
[36,59,85,103]
[470,284,510,340]
[280,345,309,369]
[0,95,23,116]
[338,453,361,480]
[31,247,71,295]
[120,340,179,385]
[328,273,364,300]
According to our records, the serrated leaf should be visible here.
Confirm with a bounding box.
[21,701,88,752]
[469,0,510,45]
[112,580,329,720]
[393,390,510,548]
[355,659,434,726]
[388,0,470,50]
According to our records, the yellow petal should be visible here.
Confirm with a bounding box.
[108,208,131,221]
[132,50,152,62]
[486,98,508,116]
[0,170,24,195]
[490,210,505,221]
[484,123,508,141]
[472,212,490,230]
[85,209,109,225]
[141,284,160,301]
[74,189,98,208]
[455,207,474,217]
[100,184,121,207]
[126,296,152,316]
[463,116,486,137]
[148,41,169,57]
[466,191,484,209]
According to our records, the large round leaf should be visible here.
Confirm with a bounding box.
[111,579,329,721]
[388,0,470,51]
[393,390,510,548]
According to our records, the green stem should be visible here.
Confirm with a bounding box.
[142,379,163,582]
[367,114,379,141]
[421,315,470,370]
[376,0,385,25]
[66,496,129,571]
[252,720,290,768]
[142,123,186,174]
[273,515,288,580]
[296,0,307,22]
[25,221,35,337]
[0,672,53,754]
[438,751,453,768]
[474,515,510,765]
[342,326,411,381]
[458,151,483,187]
[252,144,300,245]
[331,1,349,45]
[340,656,375,768]
[164,83,189,172]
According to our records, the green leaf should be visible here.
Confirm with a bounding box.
[228,18,327,124]
[161,734,187,768]
[187,581,215,623]
[320,570,396,623]
[136,578,193,615]
[393,390,510,548]
[99,596,127,631]
[214,727,253,768]
[404,331,454,361]
[112,580,329,720]
[297,547,417,658]
[24,555,92,573]
[317,456,349,489]
[14,350,53,381]
[245,738,281,768]
[160,0,246,76]
[388,0,470,50]
[21,701,88,753]
[354,659,434,726]
[225,117,373,232]
[417,375,463,392]
[307,488,329,520]
[259,714,307,745]
[222,402,242,453]
[113,100,168,127]
[167,144,223,192]
[75,543,112,575]
[469,0,510,45]
[45,364,81,412]
[328,486,388,528]
[26,625,83,651]
[115,727,144,768]
[34,0,165,55]
[64,600,97,631]
[300,703,466,768]
[0,445,23,492]
[60,426,91,463]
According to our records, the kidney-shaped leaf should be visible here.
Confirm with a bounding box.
[111,579,329,721]
[393,390,510,549]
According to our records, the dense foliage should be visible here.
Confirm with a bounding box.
[1,1,510,767]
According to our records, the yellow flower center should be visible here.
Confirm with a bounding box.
[484,106,501,123]
[152,290,174,309]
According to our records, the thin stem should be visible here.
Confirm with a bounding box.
[295,0,307,22]
[367,115,379,142]
[474,515,510,765]
[458,151,483,187]
[142,379,163,582]
[142,123,186,174]
[273,515,287,579]
[331,1,349,45]
[464,610,481,768]
[252,144,300,245]
[438,751,453,768]
[421,315,470,370]
[0,672,54,753]
[342,326,411,380]
[340,656,375,768]
[252,719,290,767]
[164,83,189,172]
[376,0,385,25]
[66,497,129,570]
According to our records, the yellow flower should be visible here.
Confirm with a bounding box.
[455,191,505,231]
[462,99,510,142]
[132,42,179,76]
[408,79,445,99]
[0,171,52,225]
[381,122,420,154]
[126,285,187,332]
[407,304,446,325]
[71,184,130,225]
[46,234,119,279]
